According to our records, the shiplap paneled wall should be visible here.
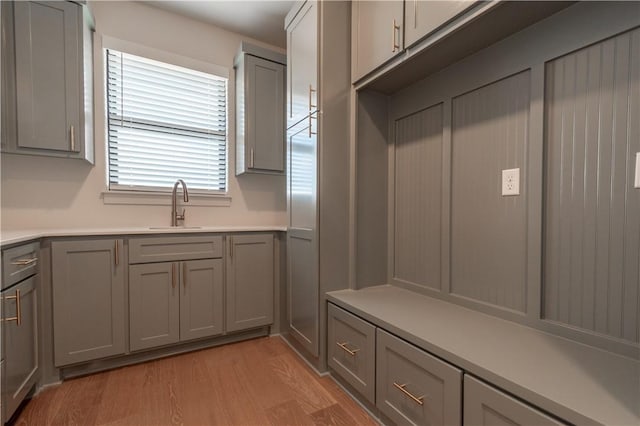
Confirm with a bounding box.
[394,104,443,290]
[543,28,640,343]
[356,2,639,356]
[450,72,530,313]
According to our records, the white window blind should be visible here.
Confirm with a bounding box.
[106,49,228,193]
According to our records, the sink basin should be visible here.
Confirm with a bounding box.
[148,226,203,230]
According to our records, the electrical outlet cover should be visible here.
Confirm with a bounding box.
[502,168,520,196]
[635,152,640,189]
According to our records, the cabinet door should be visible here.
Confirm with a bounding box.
[180,258,224,341]
[2,276,38,420]
[1,1,17,153]
[52,239,126,366]
[13,1,81,154]
[376,329,462,426]
[287,118,317,229]
[245,55,285,173]
[287,228,319,356]
[129,262,180,351]
[226,234,274,332]
[352,0,404,82]
[286,0,317,128]
[464,376,564,426]
[404,0,476,47]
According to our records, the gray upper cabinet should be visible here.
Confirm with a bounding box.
[235,43,286,175]
[464,376,564,426]
[1,1,94,162]
[52,239,126,366]
[404,0,476,47]
[226,234,274,333]
[352,0,404,82]
[286,0,317,128]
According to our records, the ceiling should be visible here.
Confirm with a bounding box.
[146,1,294,48]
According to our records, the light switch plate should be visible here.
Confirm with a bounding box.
[502,168,520,196]
[635,152,640,189]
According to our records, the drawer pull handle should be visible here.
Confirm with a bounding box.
[11,257,38,266]
[392,19,401,52]
[336,341,360,356]
[393,382,425,406]
[3,289,22,326]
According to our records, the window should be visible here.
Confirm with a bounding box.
[106,48,228,193]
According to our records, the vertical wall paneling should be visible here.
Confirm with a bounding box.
[450,71,531,313]
[356,91,390,288]
[543,28,640,343]
[393,104,444,290]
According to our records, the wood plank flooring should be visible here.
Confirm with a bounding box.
[14,336,377,426]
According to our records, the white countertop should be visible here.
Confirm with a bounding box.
[0,226,287,247]
[328,285,640,426]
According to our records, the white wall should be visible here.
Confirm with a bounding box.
[0,1,287,231]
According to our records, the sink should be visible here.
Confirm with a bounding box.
[148,226,203,230]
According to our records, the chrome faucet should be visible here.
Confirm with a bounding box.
[171,179,189,226]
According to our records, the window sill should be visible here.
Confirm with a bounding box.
[101,191,232,207]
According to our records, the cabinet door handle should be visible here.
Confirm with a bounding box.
[250,148,255,168]
[3,289,22,326]
[336,341,359,356]
[309,84,316,112]
[183,262,187,290]
[114,240,119,266]
[392,19,401,52]
[11,257,38,266]
[229,236,234,261]
[393,382,425,406]
[70,125,76,151]
[309,114,317,137]
[171,263,177,289]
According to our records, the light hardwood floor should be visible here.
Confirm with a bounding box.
[14,336,377,426]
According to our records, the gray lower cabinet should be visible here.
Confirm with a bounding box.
[129,259,223,352]
[226,234,274,332]
[51,239,126,366]
[464,376,563,425]
[327,304,376,404]
[2,276,38,422]
[1,0,94,162]
[180,259,224,340]
[376,329,462,425]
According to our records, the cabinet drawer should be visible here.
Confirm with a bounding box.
[327,303,376,404]
[129,235,223,263]
[464,376,564,425]
[2,241,39,289]
[376,329,462,425]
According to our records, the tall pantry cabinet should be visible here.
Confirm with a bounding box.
[284,0,351,370]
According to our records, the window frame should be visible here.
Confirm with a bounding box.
[101,36,230,199]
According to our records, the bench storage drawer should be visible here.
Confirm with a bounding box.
[376,329,462,425]
[327,303,376,404]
